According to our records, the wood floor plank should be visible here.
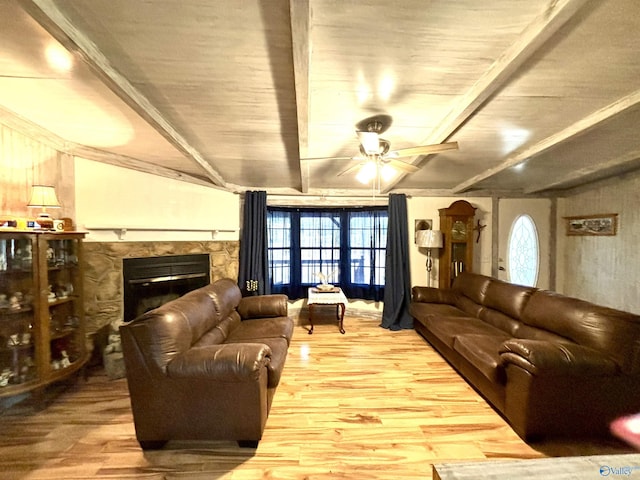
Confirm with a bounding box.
[0,315,634,479]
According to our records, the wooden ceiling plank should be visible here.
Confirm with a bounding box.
[383,0,590,193]
[22,0,227,188]
[524,148,640,194]
[290,0,310,193]
[454,88,640,193]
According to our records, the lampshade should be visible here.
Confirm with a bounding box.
[28,185,61,208]
[416,229,443,248]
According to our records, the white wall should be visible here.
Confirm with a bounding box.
[407,197,493,288]
[75,158,240,242]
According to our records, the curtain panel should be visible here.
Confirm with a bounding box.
[238,190,270,296]
[380,193,414,330]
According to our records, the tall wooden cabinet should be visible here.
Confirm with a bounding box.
[0,232,87,398]
[438,200,477,289]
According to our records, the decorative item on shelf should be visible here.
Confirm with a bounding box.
[27,185,61,230]
[416,229,443,287]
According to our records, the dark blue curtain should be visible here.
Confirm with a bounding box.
[238,191,270,296]
[380,193,414,330]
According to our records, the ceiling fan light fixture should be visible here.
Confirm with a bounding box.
[356,161,377,184]
[380,163,396,181]
[358,131,380,155]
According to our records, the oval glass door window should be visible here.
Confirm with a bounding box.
[507,215,539,287]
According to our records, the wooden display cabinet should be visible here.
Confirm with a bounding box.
[0,232,87,398]
[438,200,477,289]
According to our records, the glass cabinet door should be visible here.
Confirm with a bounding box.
[44,236,84,374]
[0,234,37,390]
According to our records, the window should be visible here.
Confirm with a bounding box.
[267,207,387,300]
[507,214,539,287]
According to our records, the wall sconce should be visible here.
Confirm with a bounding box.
[416,229,443,287]
[27,185,61,228]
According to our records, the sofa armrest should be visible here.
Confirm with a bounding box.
[167,343,272,381]
[238,294,288,320]
[500,339,619,376]
[412,286,455,304]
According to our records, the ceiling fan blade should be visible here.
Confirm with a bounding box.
[337,162,364,177]
[386,159,420,173]
[390,141,459,158]
[301,156,355,162]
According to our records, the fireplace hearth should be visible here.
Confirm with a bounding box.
[123,254,210,321]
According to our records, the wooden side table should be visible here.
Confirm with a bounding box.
[307,287,348,334]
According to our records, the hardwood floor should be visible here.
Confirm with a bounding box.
[0,314,633,479]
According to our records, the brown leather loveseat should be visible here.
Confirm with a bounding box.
[120,278,293,449]
[410,272,640,441]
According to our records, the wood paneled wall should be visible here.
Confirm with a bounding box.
[0,123,75,220]
[558,170,640,314]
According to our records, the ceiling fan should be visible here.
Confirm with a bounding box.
[302,120,459,183]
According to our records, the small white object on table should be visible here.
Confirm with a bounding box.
[307,286,349,334]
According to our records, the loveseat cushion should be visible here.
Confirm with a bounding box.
[166,343,271,381]
[202,278,243,319]
[238,294,288,319]
[423,316,509,348]
[453,334,508,384]
[226,316,294,346]
[225,337,289,387]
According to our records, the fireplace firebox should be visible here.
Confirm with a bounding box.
[123,254,210,322]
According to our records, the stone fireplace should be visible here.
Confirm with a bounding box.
[82,241,239,336]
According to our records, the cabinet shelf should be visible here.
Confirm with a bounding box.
[0,306,34,316]
[47,295,79,308]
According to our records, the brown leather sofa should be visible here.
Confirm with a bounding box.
[120,278,293,449]
[410,272,640,441]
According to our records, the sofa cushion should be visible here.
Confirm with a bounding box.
[453,334,508,384]
[423,316,508,348]
[522,290,640,374]
[454,295,485,318]
[452,273,492,305]
[513,323,569,343]
[410,302,470,321]
[478,308,521,336]
[483,279,535,319]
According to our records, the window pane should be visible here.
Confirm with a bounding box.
[267,207,387,299]
[507,215,539,287]
[301,212,340,284]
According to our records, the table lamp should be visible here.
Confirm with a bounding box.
[27,185,60,229]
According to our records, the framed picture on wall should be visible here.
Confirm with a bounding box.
[564,213,618,236]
